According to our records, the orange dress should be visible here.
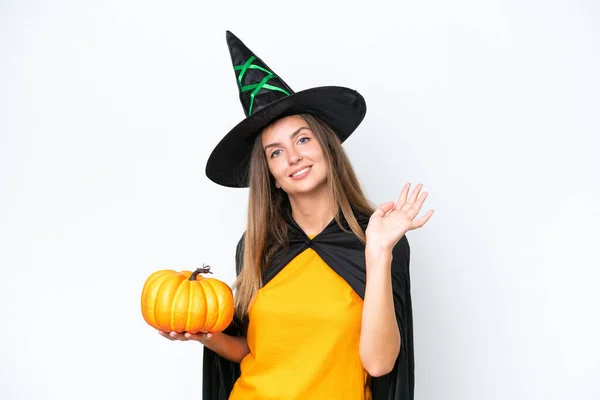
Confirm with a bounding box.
[229,241,372,400]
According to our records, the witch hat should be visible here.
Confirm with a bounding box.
[205,31,366,188]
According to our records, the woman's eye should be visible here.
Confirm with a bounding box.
[298,137,310,144]
[270,149,281,158]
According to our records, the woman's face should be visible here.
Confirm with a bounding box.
[261,115,328,196]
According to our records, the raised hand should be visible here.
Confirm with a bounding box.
[365,183,434,252]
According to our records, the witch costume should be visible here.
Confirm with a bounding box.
[203,31,414,400]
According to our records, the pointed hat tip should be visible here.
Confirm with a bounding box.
[225,30,237,40]
[225,30,248,53]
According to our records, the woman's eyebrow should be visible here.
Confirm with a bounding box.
[263,127,310,151]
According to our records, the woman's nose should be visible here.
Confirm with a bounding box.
[288,148,303,164]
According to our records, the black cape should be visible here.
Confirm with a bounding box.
[202,211,414,400]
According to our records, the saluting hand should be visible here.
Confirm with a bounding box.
[365,183,434,253]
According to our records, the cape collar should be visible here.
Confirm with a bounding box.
[263,208,369,286]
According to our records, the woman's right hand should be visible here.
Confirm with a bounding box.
[158,329,249,363]
[158,330,213,344]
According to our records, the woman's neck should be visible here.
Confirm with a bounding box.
[288,187,336,237]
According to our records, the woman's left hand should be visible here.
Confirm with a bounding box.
[365,183,434,253]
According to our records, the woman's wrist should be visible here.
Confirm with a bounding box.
[365,231,405,259]
[365,242,394,260]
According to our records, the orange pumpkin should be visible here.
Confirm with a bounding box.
[141,265,234,333]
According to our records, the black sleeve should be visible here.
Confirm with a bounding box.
[202,233,245,400]
[391,234,411,340]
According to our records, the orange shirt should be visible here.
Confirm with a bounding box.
[229,243,372,400]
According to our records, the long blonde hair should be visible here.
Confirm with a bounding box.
[233,114,375,318]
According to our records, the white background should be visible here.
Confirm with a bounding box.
[1,1,599,399]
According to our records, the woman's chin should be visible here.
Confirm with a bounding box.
[284,178,327,196]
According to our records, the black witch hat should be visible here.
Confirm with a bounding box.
[205,31,367,188]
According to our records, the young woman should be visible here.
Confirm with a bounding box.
[159,32,433,400]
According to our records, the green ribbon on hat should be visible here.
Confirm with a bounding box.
[234,56,291,115]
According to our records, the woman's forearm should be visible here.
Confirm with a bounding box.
[203,332,250,363]
[359,247,401,377]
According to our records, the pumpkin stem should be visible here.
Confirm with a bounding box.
[189,264,212,280]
